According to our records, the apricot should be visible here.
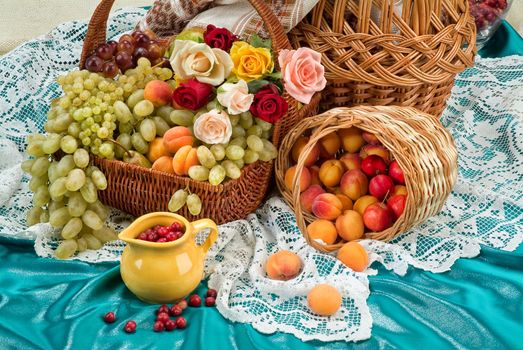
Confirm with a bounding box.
[338,127,364,153]
[337,242,369,272]
[391,185,408,197]
[172,145,199,176]
[340,169,369,201]
[144,80,174,107]
[335,210,364,241]
[309,166,321,186]
[319,132,341,158]
[163,126,194,154]
[307,219,338,245]
[319,160,344,187]
[307,284,342,316]
[300,185,325,212]
[360,145,391,164]
[291,136,320,167]
[335,194,353,211]
[265,250,302,281]
[152,156,175,174]
[339,153,361,171]
[353,195,378,216]
[312,193,343,220]
[147,137,171,163]
[284,166,311,193]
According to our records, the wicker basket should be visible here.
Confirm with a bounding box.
[288,0,476,117]
[275,106,458,252]
[79,0,320,224]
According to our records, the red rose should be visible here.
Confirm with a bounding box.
[203,25,237,52]
[250,84,288,123]
[172,79,214,110]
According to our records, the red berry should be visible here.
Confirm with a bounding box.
[177,300,188,310]
[157,237,167,243]
[175,317,187,329]
[156,312,170,324]
[165,319,177,331]
[158,226,170,237]
[124,320,136,333]
[205,297,216,307]
[148,232,158,242]
[137,232,148,240]
[170,304,183,316]
[153,320,165,332]
[170,222,182,231]
[103,312,116,323]
[206,289,217,298]
[188,294,201,307]
[165,233,177,241]
[156,304,169,315]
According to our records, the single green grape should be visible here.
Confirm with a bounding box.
[186,193,202,216]
[243,149,259,164]
[168,189,188,213]
[31,157,51,177]
[42,134,61,154]
[76,237,87,252]
[21,159,35,173]
[229,137,247,149]
[233,159,244,169]
[208,165,226,186]
[225,145,245,161]
[246,135,264,153]
[68,122,82,138]
[139,118,157,142]
[115,133,132,159]
[246,125,263,137]
[91,169,107,190]
[66,168,86,191]
[88,200,109,222]
[210,145,226,161]
[73,149,90,168]
[196,146,216,169]
[26,206,44,226]
[131,133,149,154]
[82,210,104,230]
[134,100,155,118]
[255,117,273,131]
[99,142,114,158]
[83,233,103,250]
[55,239,78,259]
[33,186,50,207]
[68,192,88,217]
[229,114,240,126]
[127,89,145,109]
[49,207,71,228]
[231,126,246,138]
[80,179,98,204]
[169,110,194,127]
[113,100,132,123]
[152,116,170,136]
[56,155,75,177]
[239,114,253,129]
[92,226,118,243]
[188,165,210,181]
[49,177,68,199]
[60,135,78,154]
[61,218,83,239]
[222,160,242,179]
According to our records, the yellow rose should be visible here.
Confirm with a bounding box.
[230,41,274,82]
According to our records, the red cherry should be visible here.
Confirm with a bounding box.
[188,294,201,307]
[103,312,116,323]
[156,304,169,315]
[158,226,169,237]
[153,320,165,332]
[369,175,395,200]
[165,319,177,331]
[206,289,217,298]
[387,195,407,220]
[137,232,148,240]
[388,160,405,185]
[205,297,216,307]
[169,304,183,316]
[165,233,177,241]
[170,222,183,231]
[177,300,188,310]
[124,320,137,333]
[156,312,170,324]
[361,155,387,177]
[175,317,187,329]
[147,232,158,242]
[157,237,167,243]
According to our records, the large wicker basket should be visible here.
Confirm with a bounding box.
[80,0,320,224]
[275,106,458,253]
[289,0,476,117]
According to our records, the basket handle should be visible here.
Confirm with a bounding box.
[80,0,293,68]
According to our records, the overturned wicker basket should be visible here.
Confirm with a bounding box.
[275,106,458,252]
[80,0,320,224]
[289,0,476,116]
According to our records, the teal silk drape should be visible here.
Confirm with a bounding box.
[1,21,522,350]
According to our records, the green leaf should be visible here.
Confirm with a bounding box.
[265,71,282,80]
[250,34,272,50]
[247,80,271,93]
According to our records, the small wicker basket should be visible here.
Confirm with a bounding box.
[275,106,458,252]
[289,0,476,117]
[79,0,320,224]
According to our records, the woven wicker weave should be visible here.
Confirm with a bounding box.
[275,106,458,252]
[80,0,320,224]
[289,0,476,116]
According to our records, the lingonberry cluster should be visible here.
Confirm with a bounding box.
[137,222,185,243]
[102,288,218,333]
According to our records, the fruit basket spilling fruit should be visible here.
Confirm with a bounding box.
[21,0,323,259]
[276,106,458,254]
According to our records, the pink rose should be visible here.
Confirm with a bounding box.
[278,48,327,104]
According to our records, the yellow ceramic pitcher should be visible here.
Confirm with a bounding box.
[118,212,218,304]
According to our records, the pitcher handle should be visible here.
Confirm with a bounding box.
[191,219,218,254]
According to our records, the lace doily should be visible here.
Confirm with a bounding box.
[1,8,522,342]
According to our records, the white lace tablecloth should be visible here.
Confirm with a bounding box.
[0,8,522,342]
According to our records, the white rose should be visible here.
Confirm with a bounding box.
[216,80,254,115]
[193,109,233,144]
[170,40,233,86]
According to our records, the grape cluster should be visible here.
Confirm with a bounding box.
[22,135,117,259]
[469,0,508,30]
[85,30,170,78]
[168,189,202,216]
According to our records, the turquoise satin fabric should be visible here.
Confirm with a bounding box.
[1,21,522,350]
